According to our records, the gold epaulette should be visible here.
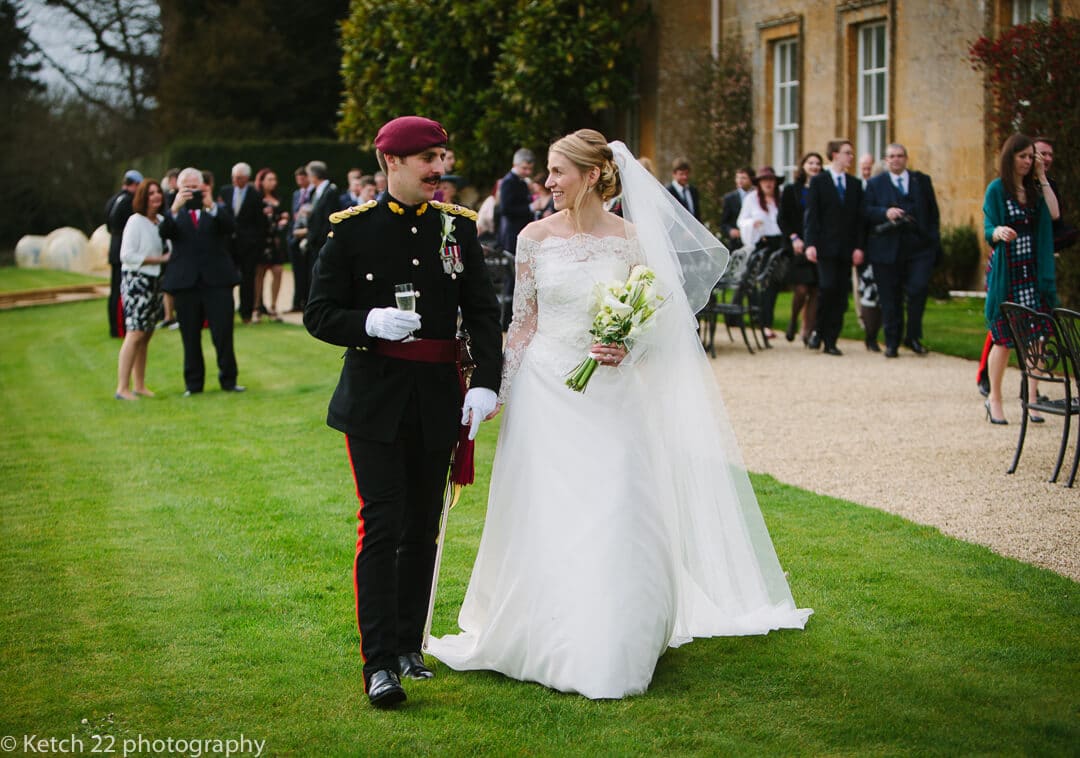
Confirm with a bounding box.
[431,200,478,222]
[330,200,377,224]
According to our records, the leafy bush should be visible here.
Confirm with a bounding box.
[928,225,981,298]
[337,0,650,188]
[673,41,753,234]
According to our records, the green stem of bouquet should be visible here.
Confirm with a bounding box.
[566,357,599,392]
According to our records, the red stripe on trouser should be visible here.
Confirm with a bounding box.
[978,331,993,379]
[345,436,367,663]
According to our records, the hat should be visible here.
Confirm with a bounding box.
[123,169,144,184]
[752,166,778,184]
[374,116,448,156]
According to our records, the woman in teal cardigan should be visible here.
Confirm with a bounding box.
[983,133,1060,424]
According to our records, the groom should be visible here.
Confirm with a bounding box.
[304,115,504,708]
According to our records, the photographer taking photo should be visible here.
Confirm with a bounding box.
[160,168,244,395]
[861,144,941,358]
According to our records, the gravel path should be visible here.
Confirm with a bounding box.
[709,333,1078,582]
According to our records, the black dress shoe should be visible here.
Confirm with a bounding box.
[865,339,881,353]
[904,338,929,355]
[807,332,822,350]
[222,385,246,393]
[785,322,797,342]
[183,388,203,397]
[367,670,406,708]
[884,346,899,358]
[398,652,435,680]
[823,345,843,356]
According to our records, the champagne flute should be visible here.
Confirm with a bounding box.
[394,282,417,341]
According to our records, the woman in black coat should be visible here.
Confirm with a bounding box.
[778,152,823,344]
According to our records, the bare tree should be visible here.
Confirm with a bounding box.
[27,0,159,120]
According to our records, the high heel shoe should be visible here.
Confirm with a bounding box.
[785,321,797,342]
[984,401,1008,425]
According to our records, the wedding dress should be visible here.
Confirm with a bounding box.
[427,226,812,699]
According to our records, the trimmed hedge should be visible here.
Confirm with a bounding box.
[928,225,981,298]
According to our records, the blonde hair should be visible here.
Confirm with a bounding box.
[548,129,621,218]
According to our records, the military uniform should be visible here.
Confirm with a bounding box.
[304,193,503,690]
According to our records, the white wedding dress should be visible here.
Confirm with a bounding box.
[427,232,811,699]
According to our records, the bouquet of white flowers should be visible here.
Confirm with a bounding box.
[566,265,664,392]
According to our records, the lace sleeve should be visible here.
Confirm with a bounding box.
[499,236,539,404]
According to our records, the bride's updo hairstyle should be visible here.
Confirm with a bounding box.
[549,129,622,216]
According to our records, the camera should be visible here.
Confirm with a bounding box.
[184,189,204,210]
[873,213,916,235]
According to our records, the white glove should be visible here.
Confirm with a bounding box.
[461,387,498,440]
[365,307,421,341]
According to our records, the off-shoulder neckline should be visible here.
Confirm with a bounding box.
[524,232,632,244]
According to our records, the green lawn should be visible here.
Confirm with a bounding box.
[1,298,1076,756]
[0,267,106,293]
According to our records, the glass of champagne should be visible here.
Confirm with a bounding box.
[394,282,417,341]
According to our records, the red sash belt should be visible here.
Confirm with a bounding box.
[370,338,475,487]
[371,337,459,363]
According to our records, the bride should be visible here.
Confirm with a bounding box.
[427,129,811,699]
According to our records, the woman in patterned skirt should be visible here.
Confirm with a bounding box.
[982,134,1060,424]
[115,179,171,399]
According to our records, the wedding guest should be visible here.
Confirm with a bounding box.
[982,133,1060,424]
[115,179,171,400]
[160,167,181,328]
[666,157,701,221]
[779,152,822,344]
[287,166,312,313]
[105,169,142,338]
[374,170,388,200]
[253,168,289,322]
[220,162,264,324]
[720,167,754,247]
[862,143,941,358]
[737,165,784,339]
[805,139,865,356]
[160,168,244,396]
[530,174,554,219]
[340,168,365,208]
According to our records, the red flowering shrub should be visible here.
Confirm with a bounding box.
[971,17,1080,304]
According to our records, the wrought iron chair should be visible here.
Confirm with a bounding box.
[999,302,1078,484]
[698,247,756,356]
[1051,307,1080,487]
[482,244,515,329]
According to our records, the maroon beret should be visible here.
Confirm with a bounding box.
[374,116,448,156]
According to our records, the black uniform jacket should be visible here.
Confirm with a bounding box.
[304,195,504,449]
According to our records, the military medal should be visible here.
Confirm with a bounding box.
[448,244,464,273]
[440,247,454,275]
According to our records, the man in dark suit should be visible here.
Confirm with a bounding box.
[219,162,264,323]
[718,167,753,246]
[303,160,340,285]
[160,168,244,395]
[805,139,866,356]
[339,168,365,208]
[496,148,535,329]
[305,116,503,708]
[862,143,941,358]
[666,157,702,221]
[105,169,142,337]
